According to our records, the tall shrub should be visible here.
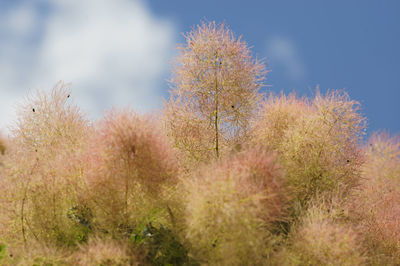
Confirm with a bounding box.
[251,91,310,151]
[0,81,91,247]
[348,133,400,264]
[164,21,266,163]
[184,148,287,264]
[279,90,365,209]
[280,197,365,265]
[85,109,179,236]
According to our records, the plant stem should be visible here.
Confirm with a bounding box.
[215,57,219,158]
[21,158,39,247]
[125,155,131,225]
[21,185,27,246]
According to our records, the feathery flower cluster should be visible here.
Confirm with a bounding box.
[0,21,397,265]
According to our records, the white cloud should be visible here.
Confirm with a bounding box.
[266,36,306,81]
[2,3,38,37]
[0,0,176,132]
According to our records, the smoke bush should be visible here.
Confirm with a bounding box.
[278,90,365,210]
[348,133,400,264]
[0,20,398,265]
[84,109,179,236]
[164,21,265,163]
[281,198,365,265]
[74,237,134,265]
[6,244,70,265]
[163,99,216,166]
[0,82,91,247]
[185,148,287,264]
[251,91,311,151]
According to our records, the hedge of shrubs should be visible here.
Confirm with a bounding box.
[0,22,398,265]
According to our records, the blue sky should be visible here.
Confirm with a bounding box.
[0,0,399,135]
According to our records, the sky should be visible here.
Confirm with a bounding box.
[0,0,399,136]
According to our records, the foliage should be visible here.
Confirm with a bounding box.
[74,237,133,266]
[164,21,266,163]
[0,81,91,247]
[4,244,71,265]
[0,20,397,265]
[280,196,366,265]
[83,108,179,237]
[252,90,366,217]
[282,90,365,206]
[347,133,400,264]
[251,91,311,151]
[184,148,287,264]
[0,243,7,264]
[0,134,6,155]
[133,223,192,265]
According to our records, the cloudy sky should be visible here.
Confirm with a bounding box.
[0,0,399,135]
